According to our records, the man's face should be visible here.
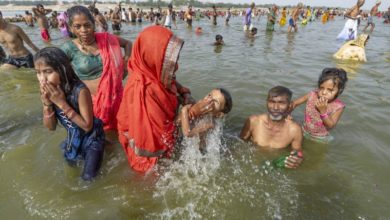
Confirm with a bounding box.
[267,95,290,121]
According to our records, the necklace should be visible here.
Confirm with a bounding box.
[78,38,95,52]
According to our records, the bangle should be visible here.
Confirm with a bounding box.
[43,102,53,107]
[44,111,55,118]
[320,113,329,119]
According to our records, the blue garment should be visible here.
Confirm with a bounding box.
[289,18,296,27]
[55,82,105,180]
[244,8,252,25]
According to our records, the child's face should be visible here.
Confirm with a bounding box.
[35,60,61,87]
[318,79,339,102]
[203,89,226,116]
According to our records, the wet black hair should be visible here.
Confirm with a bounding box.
[92,8,99,15]
[318,68,348,98]
[216,34,223,40]
[36,4,44,8]
[34,47,81,96]
[217,88,233,114]
[67,5,95,27]
[268,86,292,102]
[0,45,6,60]
[251,27,258,32]
[25,10,29,15]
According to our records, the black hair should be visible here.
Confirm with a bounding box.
[251,27,258,32]
[268,86,292,102]
[318,68,348,98]
[0,11,2,18]
[67,5,95,27]
[0,46,6,60]
[25,11,29,15]
[217,88,233,114]
[34,47,81,96]
[92,8,99,15]
[216,34,223,40]
[36,4,44,8]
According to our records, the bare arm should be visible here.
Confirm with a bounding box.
[32,8,39,15]
[43,105,57,130]
[44,9,53,15]
[291,93,309,111]
[285,124,303,169]
[16,26,39,52]
[117,36,132,62]
[240,117,253,141]
[321,108,344,129]
[180,106,214,137]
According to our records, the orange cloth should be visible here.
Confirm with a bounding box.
[94,32,124,131]
[117,26,184,172]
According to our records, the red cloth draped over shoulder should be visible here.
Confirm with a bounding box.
[117,26,184,172]
[94,32,124,131]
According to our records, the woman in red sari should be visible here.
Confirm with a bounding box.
[61,6,132,132]
[117,26,194,172]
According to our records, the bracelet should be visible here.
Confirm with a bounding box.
[44,111,55,118]
[43,102,53,107]
[320,113,329,119]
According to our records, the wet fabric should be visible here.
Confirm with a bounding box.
[93,32,124,131]
[244,7,252,25]
[3,53,34,68]
[117,26,184,172]
[289,18,296,27]
[279,10,287,26]
[266,11,276,31]
[55,82,105,180]
[333,34,368,61]
[303,90,345,138]
[61,41,103,80]
[57,12,69,38]
[40,28,51,41]
[337,18,358,41]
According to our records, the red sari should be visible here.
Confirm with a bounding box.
[117,26,184,172]
[94,32,124,131]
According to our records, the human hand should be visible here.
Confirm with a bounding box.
[285,150,303,169]
[315,96,328,114]
[39,83,53,106]
[43,82,66,107]
[182,93,196,105]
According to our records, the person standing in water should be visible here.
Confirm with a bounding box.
[0,11,39,69]
[24,11,34,27]
[244,2,255,31]
[288,3,303,33]
[266,5,278,31]
[211,5,218,25]
[34,47,105,181]
[337,0,365,41]
[225,8,232,25]
[32,4,52,42]
[363,1,381,32]
[61,6,132,132]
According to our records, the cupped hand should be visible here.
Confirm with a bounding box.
[43,82,66,107]
[285,155,303,169]
[315,96,328,114]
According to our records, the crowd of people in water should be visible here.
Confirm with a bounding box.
[0,0,388,180]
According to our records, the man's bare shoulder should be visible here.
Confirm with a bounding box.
[286,119,302,135]
[247,114,267,123]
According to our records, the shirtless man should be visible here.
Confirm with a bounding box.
[0,12,39,69]
[337,0,365,41]
[111,6,122,32]
[240,86,303,169]
[50,11,59,28]
[185,5,193,27]
[24,11,34,27]
[32,4,52,41]
[363,1,381,32]
[92,8,108,32]
[288,3,303,33]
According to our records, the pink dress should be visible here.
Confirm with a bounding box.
[303,90,345,138]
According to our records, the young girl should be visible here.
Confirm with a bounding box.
[291,68,348,142]
[34,47,105,181]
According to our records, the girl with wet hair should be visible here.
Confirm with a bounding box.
[291,68,348,143]
[35,47,105,181]
[61,5,132,133]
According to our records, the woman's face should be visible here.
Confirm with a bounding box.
[70,14,95,43]
[35,60,61,87]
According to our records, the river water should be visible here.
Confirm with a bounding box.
[1,15,390,219]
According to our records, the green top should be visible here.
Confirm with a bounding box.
[61,40,103,80]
